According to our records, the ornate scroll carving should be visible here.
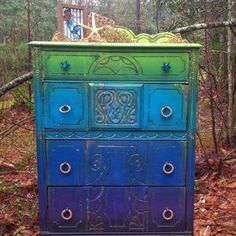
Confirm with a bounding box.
[95,89,137,125]
[89,56,142,75]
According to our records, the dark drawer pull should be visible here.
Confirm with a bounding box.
[61,208,73,220]
[59,162,72,174]
[162,162,175,174]
[162,208,174,221]
[160,106,173,118]
[59,105,72,114]
[162,63,171,72]
[61,61,71,71]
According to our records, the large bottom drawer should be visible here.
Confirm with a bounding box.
[47,187,186,233]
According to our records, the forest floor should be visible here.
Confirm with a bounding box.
[0,105,236,236]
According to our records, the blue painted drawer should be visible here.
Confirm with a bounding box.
[46,140,186,186]
[47,187,185,232]
[44,83,88,129]
[47,141,86,185]
[44,83,188,131]
[149,141,187,186]
[144,84,187,131]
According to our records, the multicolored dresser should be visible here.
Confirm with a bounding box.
[30,35,201,236]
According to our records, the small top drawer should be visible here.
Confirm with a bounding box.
[42,51,189,81]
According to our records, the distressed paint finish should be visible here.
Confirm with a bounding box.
[30,42,201,236]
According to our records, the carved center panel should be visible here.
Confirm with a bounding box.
[90,84,142,129]
[96,89,136,124]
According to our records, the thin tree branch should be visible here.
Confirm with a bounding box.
[172,20,236,33]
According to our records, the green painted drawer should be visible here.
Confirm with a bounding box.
[42,51,189,81]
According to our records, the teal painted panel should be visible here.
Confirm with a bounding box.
[89,83,142,129]
[144,84,188,131]
[44,83,88,129]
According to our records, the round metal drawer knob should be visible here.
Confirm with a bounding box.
[59,105,72,113]
[61,208,73,221]
[160,106,173,118]
[162,208,174,221]
[59,162,72,174]
[162,162,175,175]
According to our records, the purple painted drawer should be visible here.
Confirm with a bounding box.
[48,187,86,232]
[47,187,185,233]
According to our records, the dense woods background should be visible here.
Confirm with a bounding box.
[0,0,236,235]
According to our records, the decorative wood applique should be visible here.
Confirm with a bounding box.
[90,84,142,129]
[95,89,137,125]
[116,27,189,43]
[90,56,141,75]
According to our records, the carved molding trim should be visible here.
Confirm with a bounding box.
[33,48,42,78]
[45,131,193,140]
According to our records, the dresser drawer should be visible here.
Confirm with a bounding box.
[47,187,185,232]
[48,187,86,232]
[44,83,88,129]
[47,141,86,185]
[43,51,189,81]
[44,83,188,131]
[46,140,186,186]
[144,84,188,131]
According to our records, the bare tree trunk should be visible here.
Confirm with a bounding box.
[227,0,235,146]
[27,0,32,70]
[203,0,218,153]
[136,0,141,34]
[27,0,32,101]
[155,1,160,33]
[234,35,236,138]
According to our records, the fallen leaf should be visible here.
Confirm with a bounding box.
[225,182,236,189]
[200,225,211,236]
